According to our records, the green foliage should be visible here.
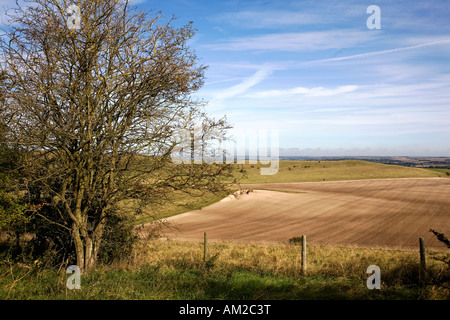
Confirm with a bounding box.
[0,124,28,231]
[288,237,303,244]
[0,122,32,262]
[98,212,138,265]
[24,202,139,267]
[0,190,28,230]
[25,203,75,267]
[0,123,136,268]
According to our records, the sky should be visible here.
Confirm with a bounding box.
[2,0,450,156]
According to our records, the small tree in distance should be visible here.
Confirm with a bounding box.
[1,0,234,272]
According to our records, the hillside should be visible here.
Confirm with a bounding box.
[161,178,450,250]
[134,160,444,224]
[235,160,442,184]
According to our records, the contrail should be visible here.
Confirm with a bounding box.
[306,39,450,65]
[212,68,273,101]
[205,77,248,85]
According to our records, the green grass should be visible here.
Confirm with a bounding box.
[236,160,442,184]
[427,168,450,177]
[132,190,227,225]
[1,239,448,300]
[2,161,448,300]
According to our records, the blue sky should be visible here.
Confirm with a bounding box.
[143,0,450,156]
[2,0,450,156]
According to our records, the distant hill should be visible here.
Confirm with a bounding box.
[279,156,450,169]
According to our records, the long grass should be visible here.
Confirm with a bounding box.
[2,161,447,300]
[1,239,448,300]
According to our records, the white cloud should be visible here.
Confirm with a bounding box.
[279,147,450,157]
[212,67,273,101]
[210,10,320,29]
[204,30,377,52]
[246,85,359,98]
[305,38,450,65]
[0,0,21,25]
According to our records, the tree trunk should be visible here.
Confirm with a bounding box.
[73,226,85,272]
[84,237,94,272]
[72,219,105,273]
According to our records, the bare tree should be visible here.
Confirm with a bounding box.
[1,0,234,272]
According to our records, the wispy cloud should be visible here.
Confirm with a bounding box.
[210,10,321,29]
[246,85,359,98]
[0,0,21,25]
[212,67,273,100]
[205,30,377,52]
[306,38,450,64]
[151,0,450,156]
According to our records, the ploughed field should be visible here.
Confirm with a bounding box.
[161,178,450,250]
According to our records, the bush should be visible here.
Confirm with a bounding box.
[288,237,303,245]
[7,200,139,268]
[98,212,138,265]
[25,203,76,268]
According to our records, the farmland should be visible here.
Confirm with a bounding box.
[2,160,449,300]
[160,177,450,250]
[134,160,445,225]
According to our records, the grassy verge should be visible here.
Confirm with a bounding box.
[1,239,448,300]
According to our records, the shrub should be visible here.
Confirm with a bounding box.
[288,237,303,245]
[98,212,138,265]
[23,203,138,268]
[25,203,76,268]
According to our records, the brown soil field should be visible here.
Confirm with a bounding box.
[159,178,450,250]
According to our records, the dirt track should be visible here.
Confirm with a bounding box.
[161,178,450,250]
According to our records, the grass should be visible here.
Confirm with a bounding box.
[2,160,448,300]
[427,168,450,177]
[132,190,227,225]
[1,239,449,300]
[236,160,442,184]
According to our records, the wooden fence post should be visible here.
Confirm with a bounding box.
[419,237,426,286]
[203,232,208,262]
[301,235,306,274]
